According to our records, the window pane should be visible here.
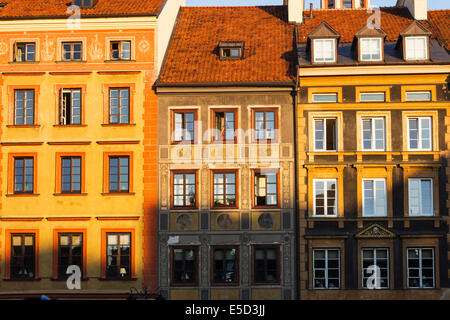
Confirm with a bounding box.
[406,91,431,101]
[360,92,385,102]
[312,94,337,103]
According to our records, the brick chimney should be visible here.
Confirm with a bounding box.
[397,0,427,20]
[285,0,304,24]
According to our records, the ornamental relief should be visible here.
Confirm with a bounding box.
[160,164,169,209]
[241,164,250,209]
[282,162,291,208]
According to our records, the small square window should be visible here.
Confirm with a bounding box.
[219,42,244,60]
[110,41,131,60]
[62,42,82,61]
[14,42,35,62]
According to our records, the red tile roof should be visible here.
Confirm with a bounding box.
[0,0,166,19]
[427,10,450,51]
[158,6,296,86]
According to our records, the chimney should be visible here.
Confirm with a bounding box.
[398,0,427,20]
[286,0,304,24]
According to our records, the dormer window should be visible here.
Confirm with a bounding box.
[342,0,352,8]
[405,37,427,60]
[360,38,382,61]
[314,39,335,63]
[73,0,96,8]
[219,42,244,60]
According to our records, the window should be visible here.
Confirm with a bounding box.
[173,111,195,143]
[73,0,95,7]
[254,170,278,207]
[408,178,433,216]
[313,39,335,63]
[314,118,337,151]
[361,118,385,151]
[212,110,235,142]
[342,0,353,8]
[213,171,237,208]
[173,172,196,208]
[405,91,431,101]
[59,88,81,125]
[328,0,335,8]
[254,110,277,141]
[222,48,241,58]
[14,42,35,62]
[62,42,82,61]
[313,249,340,289]
[109,156,129,193]
[61,157,81,193]
[407,117,432,151]
[109,88,130,124]
[10,234,35,279]
[212,247,238,285]
[362,179,387,216]
[360,92,385,102]
[312,93,338,103]
[407,248,434,288]
[14,89,34,125]
[172,247,198,285]
[110,41,131,60]
[360,38,382,61]
[57,233,83,279]
[14,157,34,194]
[219,42,244,60]
[405,37,427,60]
[313,179,337,216]
[106,233,131,279]
[253,246,279,284]
[361,248,389,289]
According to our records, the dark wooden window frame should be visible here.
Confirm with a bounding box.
[211,169,239,209]
[171,170,199,210]
[62,42,82,61]
[108,155,130,193]
[57,233,83,279]
[10,233,36,280]
[251,245,281,285]
[13,42,36,62]
[61,156,82,194]
[109,87,130,124]
[210,108,237,143]
[251,108,279,143]
[252,169,280,209]
[210,245,240,286]
[110,40,132,61]
[13,157,34,194]
[170,109,198,144]
[14,89,35,126]
[105,232,132,279]
[170,246,199,287]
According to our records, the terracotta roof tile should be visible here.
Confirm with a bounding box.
[427,10,450,51]
[0,0,166,19]
[158,6,296,85]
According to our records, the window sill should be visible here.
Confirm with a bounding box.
[98,277,138,281]
[211,140,237,144]
[50,277,89,281]
[211,206,239,210]
[53,124,87,127]
[101,192,135,196]
[171,141,196,145]
[104,59,136,63]
[170,207,199,211]
[6,125,40,128]
[53,193,88,196]
[252,206,280,210]
[101,123,136,127]
[9,61,40,64]
[55,60,87,63]
[3,277,41,281]
[6,193,39,197]
[252,140,279,144]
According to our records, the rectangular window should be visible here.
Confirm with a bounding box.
[360,38,382,61]
[407,248,434,288]
[405,91,431,101]
[253,246,279,284]
[106,233,131,279]
[254,170,278,207]
[109,156,129,193]
[172,247,198,285]
[212,247,238,285]
[62,42,82,61]
[109,88,130,124]
[362,179,387,216]
[14,42,35,62]
[408,178,433,216]
[405,37,427,60]
[313,249,340,289]
[10,234,35,279]
[254,110,276,141]
[312,93,338,103]
[342,0,353,8]
[328,0,335,8]
[110,41,131,60]
[360,92,385,102]
[362,248,389,288]
[213,172,237,208]
[60,88,81,125]
[313,179,337,216]
[14,157,34,194]
[173,111,195,142]
[314,118,337,151]
[408,117,432,151]
[213,110,235,142]
[58,233,83,279]
[361,118,385,151]
[14,89,34,125]
[314,39,335,62]
[61,157,81,193]
[173,172,196,208]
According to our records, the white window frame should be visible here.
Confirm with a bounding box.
[360,38,382,61]
[407,117,432,151]
[405,91,431,102]
[313,39,336,63]
[362,178,387,217]
[408,178,433,216]
[361,248,390,289]
[359,92,385,102]
[407,248,435,289]
[312,248,340,289]
[405,36,428,60]
[313,118,338,151]
[361,117,385,151]
[313,179,338,217]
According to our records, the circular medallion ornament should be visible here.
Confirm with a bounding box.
[258,212,274,229]
[217,214,233,229]
[176,214,193,229]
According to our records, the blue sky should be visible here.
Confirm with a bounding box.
[186,0,449,10]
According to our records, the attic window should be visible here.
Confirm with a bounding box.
[0,3,7,8]
[73,0,95,8]
[219,42,244,60]
[313,39,336,63]
[405,36,427,60]
[360,38,382,61]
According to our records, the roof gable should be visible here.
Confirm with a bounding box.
[308,21,340,39]
[355,24,387,38]
[400,20,432,36]
[355,224,395,239]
